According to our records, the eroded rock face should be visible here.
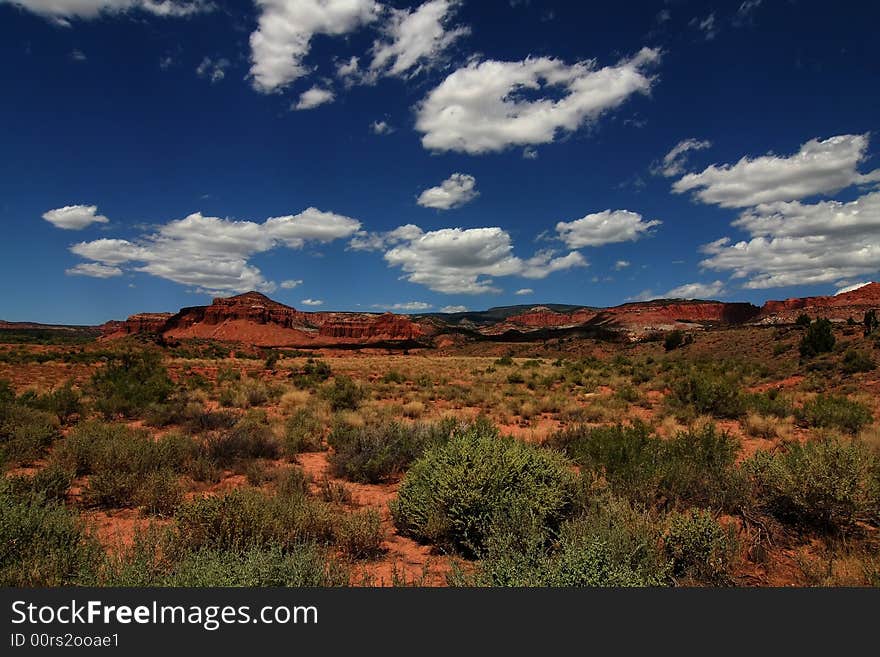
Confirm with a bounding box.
[507,307,598,328]
[758,283,880,323]
[103,292,429,347]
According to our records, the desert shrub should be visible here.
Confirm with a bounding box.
[0,379,14,404]
[16,382,83,424]
[506,371,525,384]
[0,402,60,464]
[4,462,74,502]
[335,509,384,559]
[145,396,237,433]
[0,481,98,586]
[664,330,693,351]
[772,342,793,356]
[381,370,406,384]
[245,460,271,486]
[186,455,221,483]
[136,469,183,516]
[321,375,365,411]
[317,476,353,504]
[663,509,736,584]
[283,409,324,454]
[205,415,281,466]
[548,422,742,510]
[290,358,332,388]
[795,313,812,328]
[462,497,670,587]
[162,545,349,587]
[494,355,514,366]
[797,394,873,434]
[841,349,876,374]
[669,371,744,419]
[392,424,577,556]
[91,348,173,418]
[276,467,311,497]
[218,378,279,409]
[744,389,793,418]
[327,418,457,483]
[172,488,336,554]
[746,438,880,531]
[799,318,836,358]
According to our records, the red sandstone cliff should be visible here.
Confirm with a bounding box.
[757,282,880,323]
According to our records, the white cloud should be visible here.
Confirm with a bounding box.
[42,204,109,230]
[523,147,538,160]
[70,49,87,61]
[301,298,323,306]
[701,190,880,289]
[652,138,711,177]
[514,288,533,296]
[415,47,660,154]
[68,208,361,293]
[196,56,229,83]
[673,134,880,208]
[417,173,478,210]
[440,305,468,313]
[665,280,726,299]
[835,281,870,295]
[248,0,380,93]
[555,209,661,248]
[370,120,394,135]
[293,86,335,110]
[65,262,123,278]
[369,0,468,78]
[280,279,303,289]
[1,0,211,21]
[383,225,586,294]
[613,260,630,270]
[372,301,431,311]
[626,280,725,302]
[690,13,718,40]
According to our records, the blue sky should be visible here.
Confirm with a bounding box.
[1,0,879,324]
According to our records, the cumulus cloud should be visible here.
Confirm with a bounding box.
[673,134,880,208]
[701,190,880,289]
[555,210,661,248]
[196,56,229,83]
[372,301,431,311]
[382,225,586,294]
[652,138,712,177]
[415,47,660,154]
[280,279,303,289]
[65,262,123,278]
[440,305,468,313]
[42,204,109,230]
[369,0,468,78]
[626,280,726,302]
[301,298,323,306]
[665,280,726,299]
[293,86,335,110]
[370,120,394,135]
[417,173,478,210]
[249,0,380,93]
[1,0,211,22]
[613,260,630,270]
[514,288,533,296]
[68,207,361,294]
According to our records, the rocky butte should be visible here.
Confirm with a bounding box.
[96,284,880,348]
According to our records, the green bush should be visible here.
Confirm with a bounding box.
[841,349,876,374]
[290,358,332,388]
[795,313,812,328]
[797,394,873,434]
[16,382,83,424]
[799,318,835,358]
[669,371,744,419]
[392,424,577,556]
[664,330,692,351]
[206,416,281,466]
[747,438,880,531]
[4,461,74,502]
[461,497,670,587]
[321,376,365,411]
[0,402,60,464]
[548,422,743,510]
[172,488,336,554]
[335,509,384,559]
[744,389,793,418]
[283,409,324,455]
[91,348,174,418]
[0,482,98,586]
[663,509,736,584]
[327,418,457,483]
